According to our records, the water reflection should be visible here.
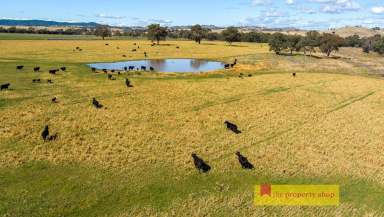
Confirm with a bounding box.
[88,59,225,73]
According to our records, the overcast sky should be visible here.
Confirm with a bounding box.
[1,0,384,29]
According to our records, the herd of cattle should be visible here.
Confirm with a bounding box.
[0,42,273,173]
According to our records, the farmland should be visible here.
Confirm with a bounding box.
[1,38,384,216]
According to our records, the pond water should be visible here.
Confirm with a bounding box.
[88,59,225,73]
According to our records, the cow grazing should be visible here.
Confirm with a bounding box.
[108,74,113,80]
[224,121,241,134]
[47,79,53,83]
[144,52,147,57]
[132,49,137,52]
[49,69,58,75]
[123,66,128,71]
[34,67,40,72]
[105,43,109,46]
[292,73,296,77]
[91,67,97,73]
[141,66,147,71]
[32,79,41,83]
[176,46,180,49]
[111,70,115,73]
[102,69,108,73]
[52,97,57,103]
[41,126,49,141]
[133,43,137,46]
[125,78,133,88]
[224,64,230,69]
[236,152,254,169]
[150,66,155,71]
[1,83,10,91]
[118,71,121,75]
[122,55,127,57]
[16,65,24,70]
[191,153,211,173]
[60,67,66,71]
[92,98,103,109]
[128,66,135,71]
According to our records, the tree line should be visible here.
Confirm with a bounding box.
[2,24,384,55]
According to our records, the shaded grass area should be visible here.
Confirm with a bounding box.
[0,162,383,217]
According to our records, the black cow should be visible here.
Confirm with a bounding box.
[49,69,58,74]
[125,78,133,88]
[224,64,230,69]
[132,49,137,52]
[224,121,241,134]
[128,66,135,71]
[192,153,211,173]
[150,66,155,71]
[52,97,58,103]
[47,79,53,83]
[102,69,108,73]
[108,74,113,80]
[34,67,40,72]
[32,79,41,83]
[176,46,180,49]
[123,66,128,71]
[92,98,103,109]
[41,126,49,141]
[144,52,147,57]
[292,73,296,77]
[1,83,10,91]
[60,67,66,71]
[236,152,254,169]
[141,66,147,71]
[91,67,97,73]
[111,70,115,73]
[122,55,127,57]
[16,65,24,70]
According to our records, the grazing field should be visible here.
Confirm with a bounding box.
[1,40,384,217]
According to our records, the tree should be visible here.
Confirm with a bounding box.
[344,34,362,47]
[319,33,344,57]
[190,24,208,44]
[147,24,168,44]
[287,35,302,54]
[268,33,288,54]
[222,27,241,45]
[300,31,320,56]
[373,37,384,54]
[95,25,112,40]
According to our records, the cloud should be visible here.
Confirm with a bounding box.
[286,0,294,5]
[251,0,270,6]
[371,7,384,14]
[310,0,360,14]
[96,14,126,19]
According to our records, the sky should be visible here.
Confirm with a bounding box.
[1,0,384,29]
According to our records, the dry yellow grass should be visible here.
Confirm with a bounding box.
[1,40,384,216]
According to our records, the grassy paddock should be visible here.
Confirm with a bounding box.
[1,39,384,216]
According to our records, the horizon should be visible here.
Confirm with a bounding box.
[1,0,384,30]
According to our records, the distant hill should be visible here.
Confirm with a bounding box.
[0,19,100,28]
[325,26,384,38]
